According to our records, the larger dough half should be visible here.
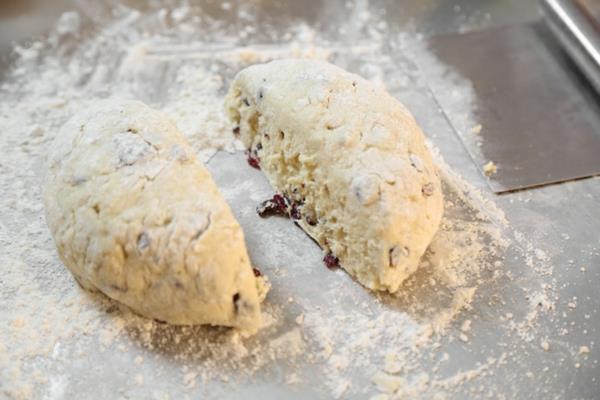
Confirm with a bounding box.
[225,59,443,292]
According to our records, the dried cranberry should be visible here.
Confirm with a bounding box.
[252,267,262,277]
[323,253,339,270]
[289,202,301,220]
[257,193,306,222]
[272,194,286,209]
[233,126,240,135]
[246,150,260,169]
[257,194,287,217]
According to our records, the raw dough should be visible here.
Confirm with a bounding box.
[44,100,266,332]
[225,59,443,292]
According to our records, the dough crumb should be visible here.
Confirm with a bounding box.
[331,379,350,399]
[285,373,301,385]
[183,372,197,388]
[470,124,482,135]
[383,353,403,374]
[460,319,472,333]
[579,346,590,355]
[372,371,404,394]
[11,318,26,329]
[541,341,550,352]
[369,394,390,400]
[483,161,497,176]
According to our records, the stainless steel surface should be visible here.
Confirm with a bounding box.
[1,1,599,399]
[429,22,600,193]
[541,0,600,94]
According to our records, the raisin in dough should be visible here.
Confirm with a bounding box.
[225,59,443,293]
[44,100,266,332]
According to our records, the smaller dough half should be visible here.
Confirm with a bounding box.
[225,59,443,293]
[44,100,265,332]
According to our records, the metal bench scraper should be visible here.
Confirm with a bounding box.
[427,0,600,193]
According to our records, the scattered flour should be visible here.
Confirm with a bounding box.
[0,2,579,399]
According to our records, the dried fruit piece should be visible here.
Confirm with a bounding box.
[246,150,260,169]
[289,202,302,220]
[323,253,339,270]
[256,194,287,217]
[256,193,305,221]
